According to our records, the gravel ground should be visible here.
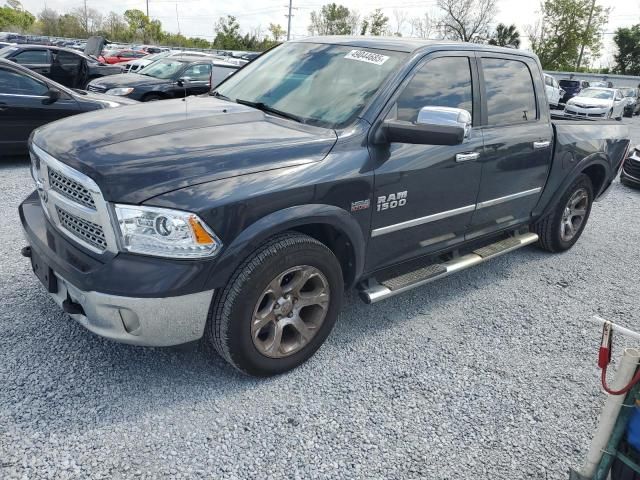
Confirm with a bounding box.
[1,117,640,480]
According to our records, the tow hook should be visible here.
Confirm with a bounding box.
[62,297,85,315]
[20,246,32,258]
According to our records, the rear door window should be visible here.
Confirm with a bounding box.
[13,49,51,65]
[481,57,537,125]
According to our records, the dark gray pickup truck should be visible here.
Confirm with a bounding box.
[20,37,630,376]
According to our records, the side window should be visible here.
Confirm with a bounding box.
[54,51,82,71]
[183,63,212,81]
[13,49,50,65]
[395,56,473,123]
[0,67,48,95]
[482,57,537,125]
[211,66,236,87]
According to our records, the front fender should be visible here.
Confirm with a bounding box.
[204,204,366,290]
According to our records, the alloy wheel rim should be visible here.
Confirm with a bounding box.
[560,188,589,242]
[251,265,330,359]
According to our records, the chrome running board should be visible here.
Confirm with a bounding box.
[359,232,539,304]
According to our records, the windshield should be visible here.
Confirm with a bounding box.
[214,42,406,128]
[578,88,613,100]
[138,58,186,79]
[622,88,636,97]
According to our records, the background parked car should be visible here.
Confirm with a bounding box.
[621,145,640,188]
[98,49,149,64]
[0,58,136,156]
[564,87,626,120]
[559,79,590,104]
[121,50,216,73]
[0,45,122,89]
[544,73,563,108]
[87,56,239,101]
[591,81,614,88]
[622,88,640,117]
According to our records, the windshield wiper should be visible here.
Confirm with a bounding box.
[210,90,231,101]
[235,98,305,124]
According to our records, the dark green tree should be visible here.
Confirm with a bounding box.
[613,25,640,75]
[213,15,243,49]
[488,23,520,48]
[528,0,609,70]
[360,9,388,36]
[308,3,353,35]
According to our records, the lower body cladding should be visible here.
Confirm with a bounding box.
[46,273,214,346]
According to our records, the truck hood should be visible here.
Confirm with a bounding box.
[31,96,338,204]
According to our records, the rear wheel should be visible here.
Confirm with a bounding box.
[205,232,344,376]
[533,174,593,253]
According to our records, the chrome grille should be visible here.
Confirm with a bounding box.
[48,168,96,209]
[56,207,107,251]
[32,144,116,254]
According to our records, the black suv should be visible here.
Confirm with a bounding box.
[86,57,238,101]
[0,45,122,89]
[559,79,590,104]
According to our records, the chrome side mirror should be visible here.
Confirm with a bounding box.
[417,106,472,139]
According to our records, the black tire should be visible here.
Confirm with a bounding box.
[205,232,344,376]
[533,174,594,253]
[142,93,163,102]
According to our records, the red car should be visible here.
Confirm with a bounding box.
[98,49,149,64]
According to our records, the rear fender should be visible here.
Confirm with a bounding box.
[537,152,611,219]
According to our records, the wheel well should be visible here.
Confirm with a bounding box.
[582,164,607,195]
[291,224,357,287]
[142,92,165,101]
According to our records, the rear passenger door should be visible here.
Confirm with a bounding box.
[467,55,553,239]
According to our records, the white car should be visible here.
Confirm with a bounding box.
[544,73,563,108]
[122,50,217,73]
[564,87,626,120]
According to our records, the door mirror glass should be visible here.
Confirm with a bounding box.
[417,106,472,139]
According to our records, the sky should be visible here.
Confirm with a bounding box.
[17,0,640,68]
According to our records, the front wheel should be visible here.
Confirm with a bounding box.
[205,232,344,376]
[533,174,593,253]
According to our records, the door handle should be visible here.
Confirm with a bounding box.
[0,103,7,111]
[533,140,551,150]
[455,152,480,162]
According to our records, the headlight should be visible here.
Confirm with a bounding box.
[105,87,134,96]
[114,204,222,259]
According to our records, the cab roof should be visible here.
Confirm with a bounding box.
[294,36,538,58]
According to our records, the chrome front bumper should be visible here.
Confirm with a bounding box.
[49,273,214,347]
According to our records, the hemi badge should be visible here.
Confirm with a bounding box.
[351,199,370,212]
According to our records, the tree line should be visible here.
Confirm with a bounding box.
[1,0,640,75]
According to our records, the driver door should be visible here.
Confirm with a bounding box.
[367,52,484,272]
[179,63,213,96]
